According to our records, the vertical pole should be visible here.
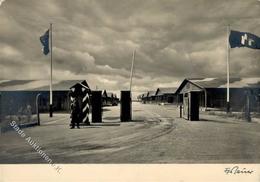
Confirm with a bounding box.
[226,25,230,113]
[129,50,135,119]
[245,89,251,122]
[129,49,135,92]
[204,89,207,110]
[49,23,53,117]
[180,105,182,118]
[36,93,41,125]
[0,93,2,131]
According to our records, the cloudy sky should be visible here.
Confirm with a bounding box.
[1,0,260,95]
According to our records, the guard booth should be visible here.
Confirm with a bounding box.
[182,91,199,121]
[120,91,132,122]
[70,80,91,125]
[91,91,102,123]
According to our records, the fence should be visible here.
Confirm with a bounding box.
[0,91,39,133]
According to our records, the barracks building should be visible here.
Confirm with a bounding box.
[139,77,260,112]
[0,80,88,126]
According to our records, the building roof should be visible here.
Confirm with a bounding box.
[188,78,260,88]
[156,87,177,96]
[176,77,260,94]
[106,92,114,98]
[147,91,156,97]
[70,80,90,89]
[137,93,145,99]
[0,80,88,91]
[102,90,114,98]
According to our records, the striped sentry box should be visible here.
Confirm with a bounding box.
[81,87,90,125]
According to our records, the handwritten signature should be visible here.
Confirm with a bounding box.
[224,166,254,175]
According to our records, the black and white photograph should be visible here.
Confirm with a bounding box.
[0,0,260,181]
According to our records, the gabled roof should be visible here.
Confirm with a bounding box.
[0,80,86,91]
[188,78,260,88]
[102,90,107,97]
[176,77,260,94]
[81,80,90,89]
[70,80,91,90]
[147,91,156,97]
[156,87,177,96]
[102,90,114,98]
[137,93,145,99]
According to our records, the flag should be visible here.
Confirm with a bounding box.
[40,29,50,55]
[229,30,260,49]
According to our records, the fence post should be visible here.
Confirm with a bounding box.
[36,93,41,125]
[180,105,182,118]
[245,90,251,122]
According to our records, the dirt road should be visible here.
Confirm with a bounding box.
[0,102,260,163]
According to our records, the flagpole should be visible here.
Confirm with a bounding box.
[129,49,136,92]
[49,23,53,117]
[226,24,230,113]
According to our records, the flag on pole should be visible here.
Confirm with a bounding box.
[40,29,50,55]
[229,30,260,49]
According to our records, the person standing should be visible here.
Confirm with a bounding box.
[70,99,80,129]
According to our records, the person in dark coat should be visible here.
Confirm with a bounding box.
[70,99,80,129]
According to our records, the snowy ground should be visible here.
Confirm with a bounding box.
[0,102,260,163]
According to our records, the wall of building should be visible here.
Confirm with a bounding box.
[204,88,259,111]
[178,81,260,112]
[0,91,71,117]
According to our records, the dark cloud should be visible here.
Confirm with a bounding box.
[1,0,260,94]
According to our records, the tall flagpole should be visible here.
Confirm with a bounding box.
[49,23,53,117]
[226,24,230,113]
[129,49,136,92]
